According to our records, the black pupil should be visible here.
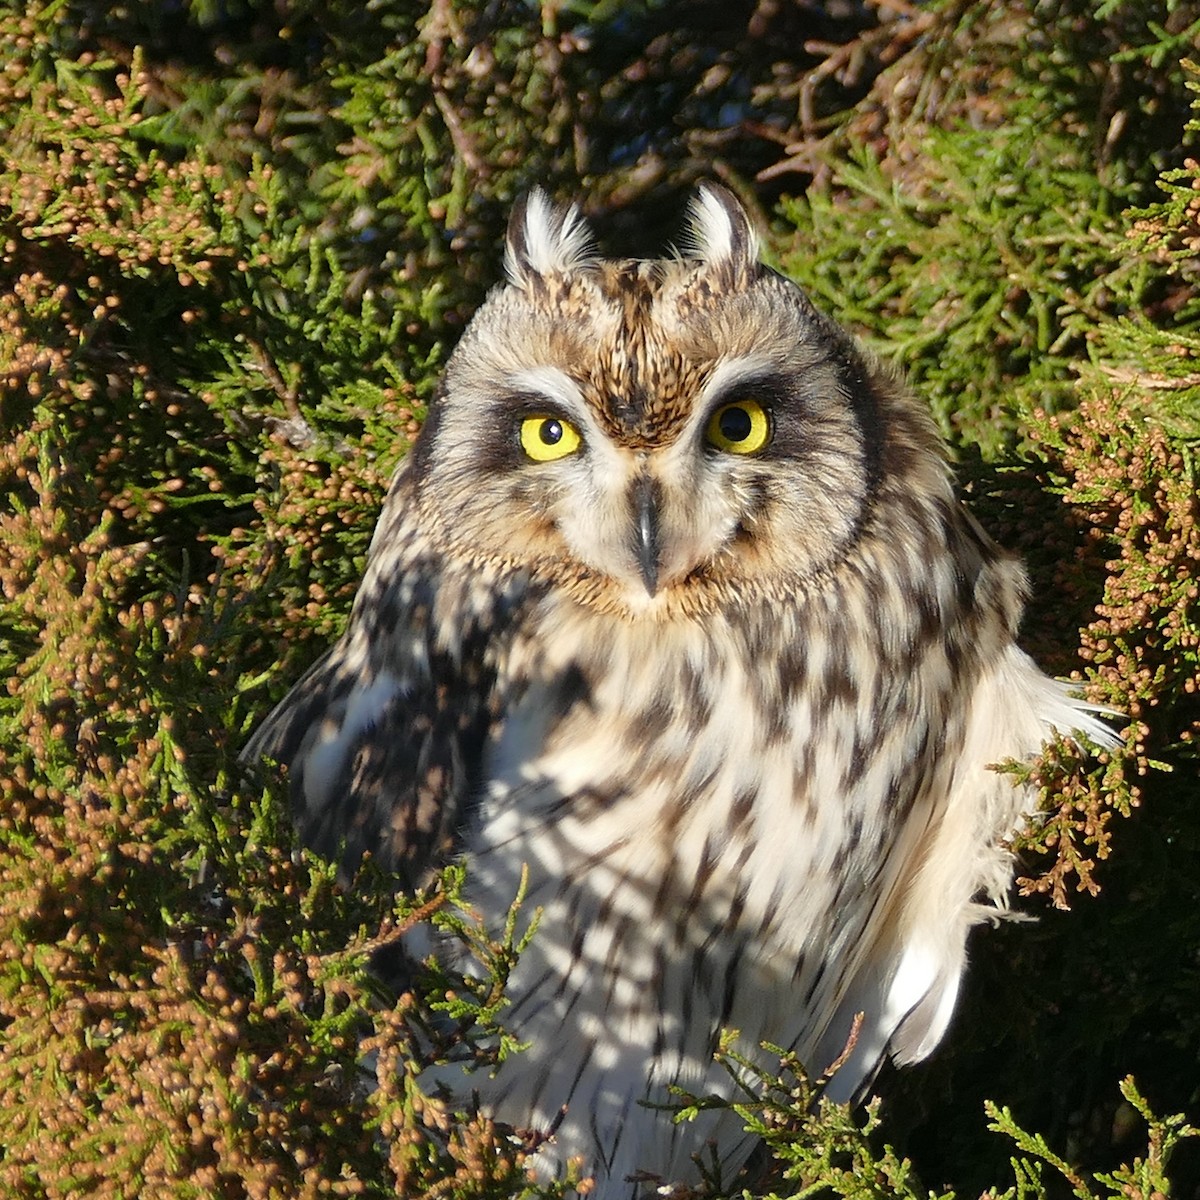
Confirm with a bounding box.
[541,419,563,444]
[718,405,753,442]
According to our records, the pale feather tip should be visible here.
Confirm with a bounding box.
[504,188,595,285]
[1043,677,1123,750]
[683,183,760,272]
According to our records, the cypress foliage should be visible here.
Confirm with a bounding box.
[0,2,1197,1195]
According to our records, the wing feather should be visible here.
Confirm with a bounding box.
[243,506,532,889]
[816,646,1117,1100]
[242,649,479,888]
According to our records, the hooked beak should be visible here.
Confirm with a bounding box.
[631,475,661,596]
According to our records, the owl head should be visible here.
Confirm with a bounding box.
[407,185,945,617]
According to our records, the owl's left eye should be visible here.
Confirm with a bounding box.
[705,399,771,455]
[519,415,583,462]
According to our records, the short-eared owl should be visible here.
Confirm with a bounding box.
[245,185,1112,1195]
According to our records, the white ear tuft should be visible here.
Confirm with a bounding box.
[684,183,760,277]
[504,189,595,286]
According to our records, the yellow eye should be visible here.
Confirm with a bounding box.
[705,399,771,455]
[519,415,582,462]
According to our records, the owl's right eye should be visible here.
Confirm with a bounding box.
[519,415,583,462]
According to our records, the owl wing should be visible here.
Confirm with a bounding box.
[242,647,470,890]
[243,528,530,890]
[814,644,1117,1102]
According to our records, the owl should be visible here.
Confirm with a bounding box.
[245,185,1113,1196]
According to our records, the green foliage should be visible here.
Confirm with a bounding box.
[984,1078,1197,1200]
[669,1045,1195,1200]
[696,1039,952,1200]
[0,0,1197,1197]
[780,135,1137,454]
[777,5,1198,454]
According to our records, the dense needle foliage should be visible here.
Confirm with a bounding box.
[0,1,1197,1196]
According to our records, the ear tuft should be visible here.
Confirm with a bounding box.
[683,184,760,278]
[504,189,595,286]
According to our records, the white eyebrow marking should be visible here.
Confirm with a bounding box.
[508,366,587,412]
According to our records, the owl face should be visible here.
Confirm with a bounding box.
[411,188,888,616]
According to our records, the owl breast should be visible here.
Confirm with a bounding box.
[458,582,965,1186]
